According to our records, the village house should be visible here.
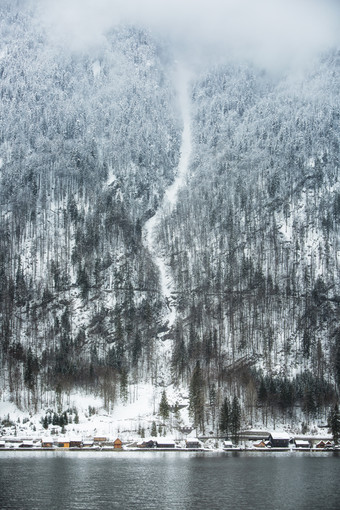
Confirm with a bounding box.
[137,439,156,448]
[41,438,54,448]
[223,440,235,449]
[186,439,202,449]
[315,440,333,449]
[114,438,123,449]
[82,439,94,448]
[294,439,310,449]
[18,440,34,448]
[56,440,70,448]
[69,438,82,448]
[267,432,290,448]
[253,440,269,448]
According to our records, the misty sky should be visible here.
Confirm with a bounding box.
[39,0,340,71]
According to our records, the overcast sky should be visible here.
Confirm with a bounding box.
[39,0,340,71]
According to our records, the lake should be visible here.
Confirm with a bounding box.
[0,451,340,509]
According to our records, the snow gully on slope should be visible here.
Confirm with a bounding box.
[143,65,192,332]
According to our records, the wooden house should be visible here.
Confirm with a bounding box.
[94,437,107,443]
[114,438,123,449]
[267,432,290,448]
[253,440,267,448]
[315,440,333,449]
[315,440,325,448]
[69,439,82,448]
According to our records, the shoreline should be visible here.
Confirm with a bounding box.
[0,447,338,454]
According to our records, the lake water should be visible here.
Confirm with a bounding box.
[1,451,340,509]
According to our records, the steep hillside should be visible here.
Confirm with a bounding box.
[1,1,340,438]
[157,56,340,428]
[0,3,181,413]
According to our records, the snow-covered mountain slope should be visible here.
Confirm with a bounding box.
[1,2,340,438]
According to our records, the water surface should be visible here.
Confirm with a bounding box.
[0,451,339,509]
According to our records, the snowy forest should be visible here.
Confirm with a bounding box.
[1,0,340,436]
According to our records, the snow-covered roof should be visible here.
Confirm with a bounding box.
[156,439,176,446]
[224,440,233,446]
[295,440,310,446]
[269,431,290,440]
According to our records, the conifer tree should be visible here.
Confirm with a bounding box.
[230,395,241,444]
[219,397,230,437]
[159,390,170,420]
[151,421,157,437]
[189,361,205,432]
[328,403,340,444]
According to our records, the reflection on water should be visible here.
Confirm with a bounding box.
[0,451,339,509]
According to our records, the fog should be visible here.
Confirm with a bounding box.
[39,0,340,71]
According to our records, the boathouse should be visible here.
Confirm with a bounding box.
[114,438,123,449]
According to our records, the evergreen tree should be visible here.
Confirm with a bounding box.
[159,390,170,421]
[43,416,48,430]
[328,403,340,444]
[24,347,39,390]
[151,421,157,437]
[230,395,241,444]
[219,397,230,437]
[120,368,128,403]
[189,361,205,432]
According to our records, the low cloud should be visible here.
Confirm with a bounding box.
[38,0,340,71]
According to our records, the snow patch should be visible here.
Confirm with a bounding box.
[92,60,101,77]
[143,64,193,331]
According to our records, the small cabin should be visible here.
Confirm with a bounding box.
[114,438,123,449]
[19,440,34,448]
[268,432,290,448]
[0,440,6,448]
[295,440,310,449]
[186,440,201,449]
[69,439,82,448]
[315,440,333,449]
[223,440,234,449]
[94,437,107,443]
[253,440,267,448]
[137,440,156,448]
[56,441,70,448]
[156,439,176,449]
[83,440,94,448]
[41,438,54,448]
